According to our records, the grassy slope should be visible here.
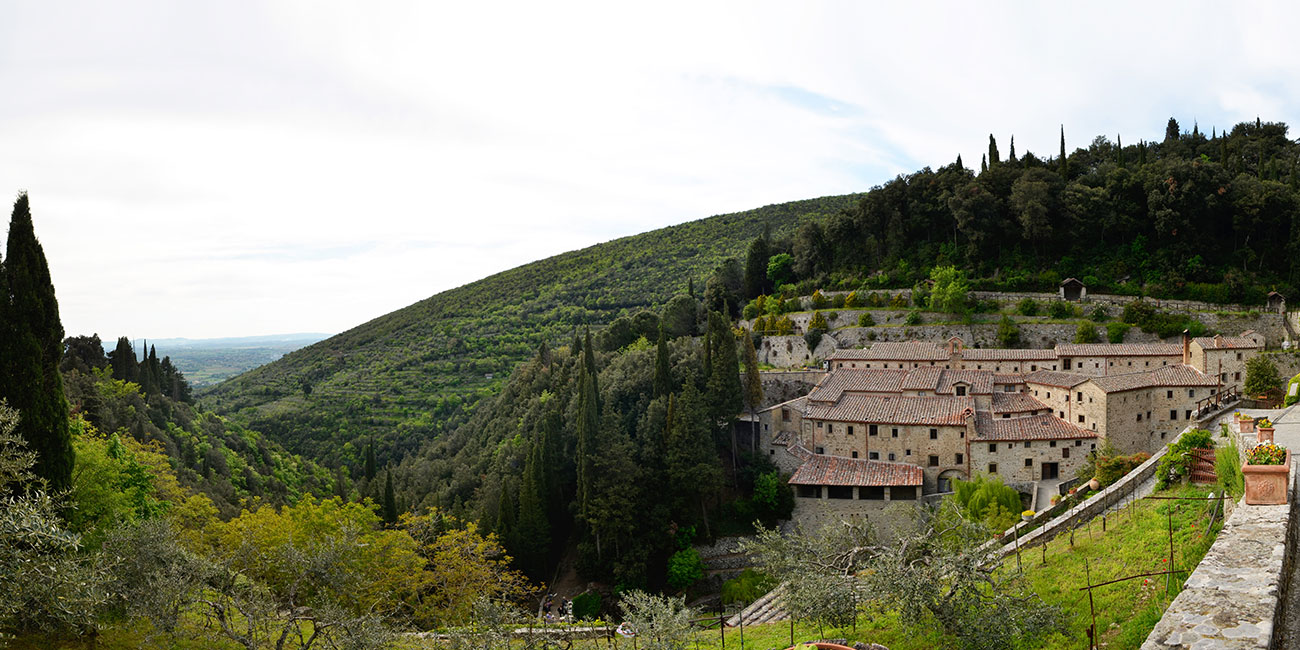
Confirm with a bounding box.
[201,195,862,468]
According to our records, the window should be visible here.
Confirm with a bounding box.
[1237,352,1243,360]
[869,452,879,460]
[988,443,997,453]
[851,451,859,459]
[888,453,896,461]
[1024,441,1031,448]
[797,485,820,498]
[988,463,998,474]
[1024,458,1033,467]
[955,453,964,465]
[956,385,967,396]
[930,428,938,439]
[1077,392,1083,402]
[827,424,833,433]
[827,486,853,499]
[782,409,791,422]
[817,421,823,428]
[1078,414,1085,423]
[1047,392,1052,399]
[1166,390,1173,399]
[1170,410,1177,421]
[1004,385,1015,392]
[815,446,825,454]
[1136,413,1142,422]
[847,425,854,435]
[1049,440,1057,448]
[1063,447,1070,459]
[859,486,885,500]
[869,424,878,436]
[1031,365,1038,371]
[1185,410,1191,420]
[770,449,775,455]
[891,486,918,500]
[1188,389,1195,398]
[1059,411,1065,418]
[905,449,912,456]
[928,455,939,467]
[1075,440,1082,446]
[892,428,899,438]
[1234,372,1241,380]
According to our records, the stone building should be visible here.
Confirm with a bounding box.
[1060,278,1087,302]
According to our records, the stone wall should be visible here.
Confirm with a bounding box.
[789,493,917,539]
[758,371,826,409]
[756,335,837,368]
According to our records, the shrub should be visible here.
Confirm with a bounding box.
[810,290,829,310]
[803,330,823,351]
[826,311,839,324]
[858,312,875,327]
[666,549,705,592]
[1047,300,1076,319]
[1090,305,1109,322]
[808,311,829,331]
[1016,297,1040,316]
[844,291,861,308]
[572,591,602,620]
[775,316,794,336]
[1244,355,1282,397]
[1155,429,1215,488]
[831,294,846,309]
[997,316,1020,348]
[889,293,909,309]
[1105,321,1130,344]
[1122,299,1156,325]
[1097,452,1151,486]
[720,569,775,606]
[905,310,922,325]
[1073,323,1099,344]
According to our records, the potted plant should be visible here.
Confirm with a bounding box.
[1243,442,1290,505]
[1021,509,1035,522]
[1238,413,1256,434]
[1050,494,1061,506]
[1258,418,1275,444]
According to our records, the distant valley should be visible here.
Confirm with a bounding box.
[130,333,332,387]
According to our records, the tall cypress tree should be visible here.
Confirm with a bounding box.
[0,193,73,491]
[108,336,138,382]
[980,154,988,174]
[514,435,552,578]
[987,134,1000,165]
[574,353,600,527]
[364,440,376,481]
[1117,134,1125,167]
[1059,125,1069,178]
[1008,135,1016,162]
[742,234,771,300]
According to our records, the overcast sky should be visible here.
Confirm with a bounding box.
[3,1,1299,339]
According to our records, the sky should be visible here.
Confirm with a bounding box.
[4,1,1300,339]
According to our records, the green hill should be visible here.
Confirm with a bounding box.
[201,195,862,470]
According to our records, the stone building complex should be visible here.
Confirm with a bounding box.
[757,332,1262,530]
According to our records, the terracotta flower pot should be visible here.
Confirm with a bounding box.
[1240,417,1256,434]
[1258,427,1275,444]
[1243,450,1291,506]
[1088,478,1101,491]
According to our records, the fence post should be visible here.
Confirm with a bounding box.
[739,606,744,650]
[719,609,725,649]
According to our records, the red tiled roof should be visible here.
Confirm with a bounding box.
[807,370,906,402]
[962,348,1059,361]
[991,392,1049,414]
[994,374,1026,385]
[1023,370,1090,388]
[1088,364,1219,394]
[973,412,1098,441]
[859,341,950,362]
[758,396,808,415]
[1055,343,1182,357]
[771,430,796,446]
[806,394,974,425]
[788,454,924,487]
[936,369,994,395]
[900,366,943,391]
[827,348,874,360]
[1193,336,1260,350]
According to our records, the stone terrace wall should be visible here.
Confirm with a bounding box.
[758,370,826,409]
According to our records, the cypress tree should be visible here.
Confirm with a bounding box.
[955,153,963,169]
[575,363,599,527]
[653,327,672,398]
[514,436,551,578]
[1117,134,1125,167]
[1165,117,1180,143]
[1008,135,1016,162]
[0,193,73,491]
[109,336,138,382]
[1059,125,1069,178]
[988,135,1000,165]
[742,234,771,299]
[382,470,398,525]
[980,154,988,174]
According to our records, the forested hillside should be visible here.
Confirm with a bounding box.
[202,196,860,471]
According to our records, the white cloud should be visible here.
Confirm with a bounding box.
[2,0,1298,338]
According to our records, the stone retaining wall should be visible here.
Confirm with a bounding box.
[758,371,826,409]
[1139,469,1297,649]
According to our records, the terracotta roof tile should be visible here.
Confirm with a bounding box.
[900,367,943,391]
[1024,370,1090,388]
[1088,364,1219,394]
[936,370,994,395]
[1193,336,1261,350]
[827,348,875,360]
[858,341,951,362]
[994,374,1026,385]
[806,394,974,425]
[1056,343,1182,357]
[788,455,924,487]
[962,348,1059,361]
[807,370,906,402]
[991,392,1049,414]
[973,412,1098,441]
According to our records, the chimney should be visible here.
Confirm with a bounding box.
[1182,329,1190,365]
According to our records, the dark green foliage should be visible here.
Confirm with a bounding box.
[364,440,376,481]
[1047,300,1077,319]
[721,568,775,606]
[1016,297,1040,316]
[653,328,672,398]
[1245,355,1282,396]
[571,592,601,621]
[1106,321,1131,343]
[905,309,922,325]
[61,334,108,374]
[665,548,704,591]
[742,233,771,299]
[766,252,794,288]
[1122,299,1208,338]
[1156,429,1214,488]
[858,312,875,327]
[0,193,73,491]
[1073,322,1099,344]
[382,470,397,525]
[1090,305,1109,322]
[996,316,1020,348]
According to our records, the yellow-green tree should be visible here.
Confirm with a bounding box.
[401,512,531,627]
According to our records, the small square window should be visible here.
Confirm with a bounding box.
[851,451,858,458]
[955,453,963,465]
[869,424,878,436]
[869,451,879,460]
[1049,440,1057,448]
[1170,410,1177,421]
[848,425,854,435]
[888,452,896,461]
[815,446,824,454]
[1063,447,1070,459]
[1166,390,1173,399]
[988,443,997,453]
[892,428,899,438]
[928,455,939,467]
[929,428,938,439]
[1024,458,1033,467]
[988,463,998,474]
[1024,441,1031,448]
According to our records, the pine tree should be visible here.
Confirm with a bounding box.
[1165,117,1180,142]
[382,470,398,525]
[988,135,1000,165]
[0,194,73,491]
[108,336,138,382]
[653,327,672,398]
[955,153,963,169]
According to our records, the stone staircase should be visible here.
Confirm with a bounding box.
[725,583,790,627]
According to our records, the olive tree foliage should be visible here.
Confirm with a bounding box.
[617,590,697,650]
[0,401,112,639]
[744,502,1063,650]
